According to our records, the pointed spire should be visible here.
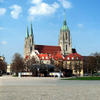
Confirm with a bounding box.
[63,9,67,25]
[61,10,69,31]
[26,26,29,38]
[30,22,33,36]
[30,22,34,45]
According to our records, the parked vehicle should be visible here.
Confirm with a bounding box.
[84,73,88,76]
[49,72,63,77]
[93,73,100,76]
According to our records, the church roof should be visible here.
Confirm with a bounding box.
[35,45,61,54]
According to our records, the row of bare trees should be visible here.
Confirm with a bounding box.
[84,52,100,75]
[11,53,36,75]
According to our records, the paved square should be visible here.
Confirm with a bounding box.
[0,76,100,100]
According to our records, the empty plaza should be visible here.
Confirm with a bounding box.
[0,76,100,100]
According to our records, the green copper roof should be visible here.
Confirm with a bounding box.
[26,26,29,38]
[61,24,69,31]
[61,11,69,31]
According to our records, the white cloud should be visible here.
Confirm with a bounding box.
[0,27,4,30]
[78,24,84,28]
[31,0,42,5]
[28,1,59,20]
[10,5,22,19]
[0,8,6,16]
[58,0,72,9]
[1,41,7,45]
[0,0,4,2]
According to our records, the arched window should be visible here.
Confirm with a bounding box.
[66,32,67,40]
[66,45,67,51]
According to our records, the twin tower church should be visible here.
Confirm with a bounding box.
[24,13,84,76]
[24,13,75,62]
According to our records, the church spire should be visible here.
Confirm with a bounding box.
[63,9,67,25]
[30,22,33,36]
[30,22,34,45]
[61,10,69,31]
[26,26,29,38]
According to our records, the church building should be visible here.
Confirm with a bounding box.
[24,13,72,62]
[24,12,83,76]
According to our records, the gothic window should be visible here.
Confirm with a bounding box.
[66,45,67,51]
[66,32,67,40]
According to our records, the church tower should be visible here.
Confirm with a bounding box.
[58,12,72,56]
[24,23,34,58]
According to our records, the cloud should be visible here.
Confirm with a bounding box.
[58,0,72,9]
[0,27,4,30]
[31,0,42,5]
[0,0,3,2]
[28,1,59,20]
[0,8,6,16]
[77,24,84,28]
[1,41,7,45]
[10,5,22,19]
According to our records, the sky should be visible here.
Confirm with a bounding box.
[0,0,100,64]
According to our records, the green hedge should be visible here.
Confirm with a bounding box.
[62,77,100,80]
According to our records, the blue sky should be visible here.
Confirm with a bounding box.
[0,0,100,64]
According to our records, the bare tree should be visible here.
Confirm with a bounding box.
[11,53,25,75]
[24,57,37,71]
[54,61,63,72]
[0,59,7,74]
[74,61,82,76]
[91,52,100,73]
[87,56,96,75]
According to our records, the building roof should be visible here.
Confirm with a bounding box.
[53,53,63,61]
[38,54,49,60]
[65,53,83,61]
[35,45,61,54]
